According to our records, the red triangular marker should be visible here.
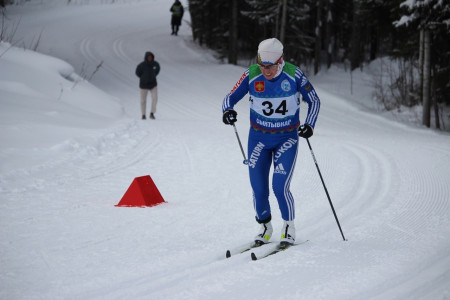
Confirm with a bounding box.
[115,175,166,207]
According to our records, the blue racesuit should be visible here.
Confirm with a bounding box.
[222,61,320,223]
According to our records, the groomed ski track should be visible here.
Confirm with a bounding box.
[1,1,450,299]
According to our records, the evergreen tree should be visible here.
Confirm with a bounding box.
[187,0,449,128]
[395,0,450,126]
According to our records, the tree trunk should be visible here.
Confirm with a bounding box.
[280,0,287,44]
[369,26,377,61]
[229,0,238,65]
[275,0,281,39]
[419,29,424,106]
[432,66,440,129]
[326,0,333,69]
[314,0,322,74]
[422,29,431,128]
[350,0,361,71]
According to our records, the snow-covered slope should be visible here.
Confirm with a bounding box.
[1,1,449,299]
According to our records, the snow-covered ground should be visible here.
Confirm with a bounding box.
[1,1,450,299]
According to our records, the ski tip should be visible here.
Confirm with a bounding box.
[251,252,258,261]
[226,250,231,258]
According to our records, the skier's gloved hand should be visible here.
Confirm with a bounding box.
[223,109,237,125]
[298,124,314,139]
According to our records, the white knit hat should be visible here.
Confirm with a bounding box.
[257,38,283,64]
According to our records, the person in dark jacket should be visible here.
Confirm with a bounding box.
[170,0,184,35]
[135,51,160,120]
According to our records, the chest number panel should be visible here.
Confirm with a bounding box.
[262,100,288,116]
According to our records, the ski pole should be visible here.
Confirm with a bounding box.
[232,123,248,165]
[306,138,346,241]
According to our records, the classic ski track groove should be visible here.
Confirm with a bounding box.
[2,2,450,299]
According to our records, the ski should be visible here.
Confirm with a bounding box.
[225,241,269,258]
[250,240,309,261]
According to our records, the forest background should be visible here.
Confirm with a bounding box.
[187,0,450,130]
[1,0,449,129]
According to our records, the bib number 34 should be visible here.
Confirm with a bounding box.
[262,100,288,116]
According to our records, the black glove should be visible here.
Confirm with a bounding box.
[223,109,237,125]
[298,124,313,139]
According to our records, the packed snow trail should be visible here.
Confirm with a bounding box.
[1,1,450,299]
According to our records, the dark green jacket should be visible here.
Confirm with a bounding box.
[135,52,160,90]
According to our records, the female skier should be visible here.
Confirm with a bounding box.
[222,38,321,247]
